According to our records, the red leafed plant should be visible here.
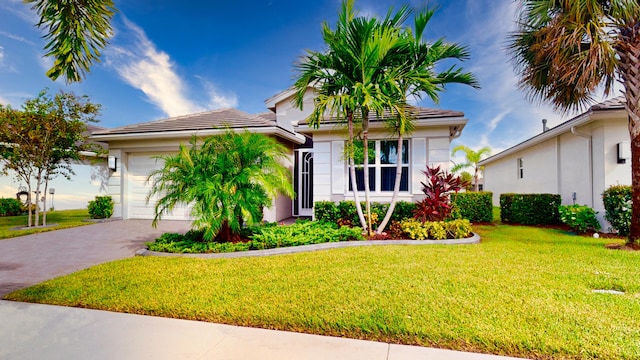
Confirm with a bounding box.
[413,165,469,222]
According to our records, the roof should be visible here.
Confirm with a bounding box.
[297,106,465,126]
[479,97,627,166]
[90,108,306,144]
[92,108,275,136]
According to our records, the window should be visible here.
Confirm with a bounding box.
[349,139,409,192]
[517,157,524,179]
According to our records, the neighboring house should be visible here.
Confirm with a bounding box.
[91,89,468,222]
[479,97,630,228]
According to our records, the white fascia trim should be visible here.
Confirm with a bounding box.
[90,127,307,144]
[296,116,468,133]
[478,110,625,166]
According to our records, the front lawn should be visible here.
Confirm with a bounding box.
[5,224,640,359]
[0,209,91,239]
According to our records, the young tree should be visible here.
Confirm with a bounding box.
[25,0,117,83]
[0,89,102,226]
[148,130,294,242]
[451,145,491,192]
[509,0,640,245]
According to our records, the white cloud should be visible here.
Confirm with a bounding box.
[199,77,238,109]
[106,17,237,117]
[0,31,35,46]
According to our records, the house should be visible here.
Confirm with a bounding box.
[91,89,468,222]
[478,97,630,228]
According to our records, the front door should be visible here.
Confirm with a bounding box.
[296,150,313,216]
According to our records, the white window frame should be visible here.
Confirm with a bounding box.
[517,157,524,179]
[347,139,410,194]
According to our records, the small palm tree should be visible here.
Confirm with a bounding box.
[451,145,491,192]
[148,130,293,242]
[509,0,640,245]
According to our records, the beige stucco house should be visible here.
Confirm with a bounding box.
[479,97,631,228]
[91,89,468,222]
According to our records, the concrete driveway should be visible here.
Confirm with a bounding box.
[0,220,191,297]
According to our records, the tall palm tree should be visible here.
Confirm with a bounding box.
[451,145,491,192]
[293,0,412,234]
[148,130,293,242]
[509,0,640,245]
[376,8,479,233]
[26,0,116,83]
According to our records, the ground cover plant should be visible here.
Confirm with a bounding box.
[6,224,639,359]
[0,209,90,240]
[148,221,363,253]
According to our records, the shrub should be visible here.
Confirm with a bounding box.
[148,221,364,253]
[414,165,468,222]
[558,205,601,233]
[314,201,339,223]
[451,192,493,223]
[399,218,473,240]
[0,198,23,216]
[337,201,358,224]
[389,201,416,222]
[602,185,631,236]
[87,196,114,219]
[500,193,561,225]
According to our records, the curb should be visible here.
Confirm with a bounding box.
[136,233,480,259]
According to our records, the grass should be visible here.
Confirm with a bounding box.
[5,224,640,359]
[0,209,91,239]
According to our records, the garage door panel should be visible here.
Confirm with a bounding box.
[128,153,191,220]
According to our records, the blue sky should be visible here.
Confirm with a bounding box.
[0,0,619,207]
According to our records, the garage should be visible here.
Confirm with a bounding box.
[127,153,191,220]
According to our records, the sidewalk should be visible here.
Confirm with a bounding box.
[0,301,527,360]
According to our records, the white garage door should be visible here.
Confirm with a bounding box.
[128,153,191,220]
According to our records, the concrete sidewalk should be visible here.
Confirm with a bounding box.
[0,301,527,360]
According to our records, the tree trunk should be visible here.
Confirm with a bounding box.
[377,134,404,234]
[616,23,640,245]
[474,167,479,192]
[362,112,373,236]
[42,181,48,226]
[347,113,367,230]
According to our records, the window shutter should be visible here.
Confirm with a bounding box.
[332,141,344,194]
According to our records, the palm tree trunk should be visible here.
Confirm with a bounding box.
[377,134,403,234]
[474,167,479,192]
[362,112,373,236]
[347,113,367,230]
[616,23,640,245]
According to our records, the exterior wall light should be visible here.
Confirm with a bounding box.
[617,142,630,164]
[108,155,118,171]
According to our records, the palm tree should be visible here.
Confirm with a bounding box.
[451,145,491,192]
[26,0,116,83]
[293,0,413,234]
[376,8,479,233]
[148,130,293,242]
[509,0,640,245]
[294,0,478,234]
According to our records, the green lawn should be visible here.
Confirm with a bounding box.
[5,224,640,359]
[0,209,91,239]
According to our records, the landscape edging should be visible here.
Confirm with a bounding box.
[136,232,480,259]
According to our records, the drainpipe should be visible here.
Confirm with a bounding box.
[571,126,594,207]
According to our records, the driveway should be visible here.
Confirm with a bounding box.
[0,220,191,297]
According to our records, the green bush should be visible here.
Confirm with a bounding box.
[314,201,339,223]
[389,201,416,222]
[148,221,364,253]
[558,204,601,233]
[602,185,631,236]
[0,198,23,216]
[451,192,493,223]
[337,201,358,224]
[500,193,561,225]
[87,196,114,219]
[399,218,472,240]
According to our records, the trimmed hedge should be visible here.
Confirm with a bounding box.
[602,185,632,236]
[0,198,22,216]
[451,192,493,223]
[315,200,416,225]
[500,193,561,225]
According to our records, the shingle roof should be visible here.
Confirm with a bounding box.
[92,108,276,136]
[297,106,464,125]
[591,96,625,110]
